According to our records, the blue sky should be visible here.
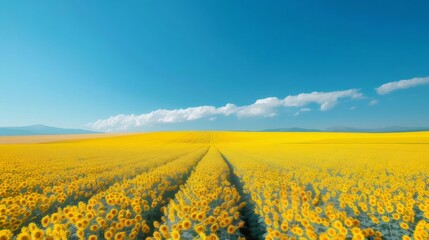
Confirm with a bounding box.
[1,1,428,131]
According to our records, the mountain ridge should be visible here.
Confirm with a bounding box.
[0,124,100,136]
[262,126,429,133]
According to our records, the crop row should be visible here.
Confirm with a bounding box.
[152,147,245,240]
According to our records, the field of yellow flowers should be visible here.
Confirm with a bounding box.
[0,131,428,240]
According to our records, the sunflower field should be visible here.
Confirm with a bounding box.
[0,131,428,240]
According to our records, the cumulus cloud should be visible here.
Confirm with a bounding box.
[235,97,282,117]
[89,104,238,131]
[369,100,378,106]
[293,108,312,117]
[88,89,362,132]
[283,89,362,111]
[376,77,429,95]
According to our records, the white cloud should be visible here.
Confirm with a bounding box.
[236,97,282,117]
[375,77,429,95]
[369,100,378,106]
[283,89,362,111]
[293,108,312,117]
[88,89,363,132]
[88,104,238,131]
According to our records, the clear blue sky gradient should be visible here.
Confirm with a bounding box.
[1,1,428,130]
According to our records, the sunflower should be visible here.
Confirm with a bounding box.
[152,231,162,239]
[86,212,95,219]
[31,229,44,240]
[116,223,123,230]
[280,222,288,232]
[110,209,118,216]
[339,227,348,236]
[171,230,180,240]
[227,225,237,234]
[210,223,219,232]
[41,216,50,228]
[327,227,336,237]
[400,222,409,230]
[159,224,168,234]
[197,212,206,222]
[351,227,362,235]
[124,219,132,227]
[208,233,219,240]
[90,224,99,232]
[16,232,31,240]
[114,232,126,240]
[88,235,98,240]
[181,219,192,230]
[319,233,329,240]
[104,230,113,239]
[192,223,203,233]
[344,219,353,227]
[106,213,114,220]
[381,216,390,222]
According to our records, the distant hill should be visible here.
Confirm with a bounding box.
[0,124,100,136]
[325,126,429,133]
[262,126,429,133]
[261,127,322,132]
